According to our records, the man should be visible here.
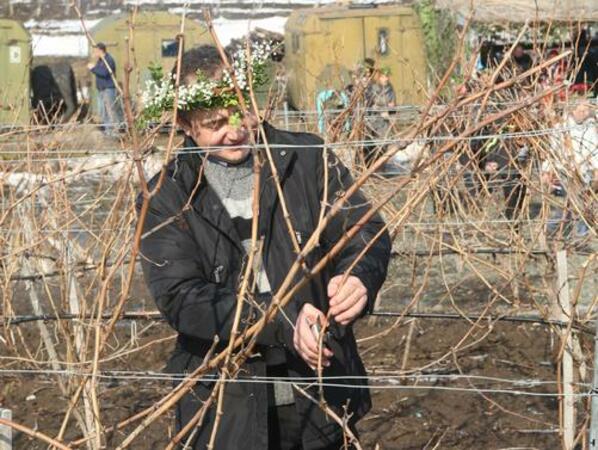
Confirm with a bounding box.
[360,65,396,168]
[511,44,532,72]
[453,79,530,225]
[572,29,598,95]
[87,42,122,136]
[138,46,391,449]
[543,101,597,240]
[482,129,530,225]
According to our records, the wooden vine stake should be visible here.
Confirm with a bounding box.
[0,409,11,450]
[555,249,575,450]
[590,312,598,448]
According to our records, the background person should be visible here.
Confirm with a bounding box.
[316,88,350,135]
[512,44,533,72]
[543,100,598,241]
[482,128,530,227]
[571,29,598,96]
[360,65,397,168]
[88,42,123,136]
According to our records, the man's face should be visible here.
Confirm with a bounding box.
[181,107,256,163]
[571,103,592,124]
[513,46,524,58]
[93,47,105,59]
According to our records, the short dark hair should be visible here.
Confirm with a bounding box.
[95,42,107,52]
[173,45,227,84]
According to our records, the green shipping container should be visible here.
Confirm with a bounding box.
[0,19,31,128]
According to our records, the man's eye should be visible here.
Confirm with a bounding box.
[204,118,228,129]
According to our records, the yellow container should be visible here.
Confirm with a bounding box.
[0,19,31,128]
[284,4,428,110]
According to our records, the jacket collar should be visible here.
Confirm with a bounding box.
[257,122,296,209]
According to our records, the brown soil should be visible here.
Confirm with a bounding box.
[2,316,582,449]
[355,319,575,450]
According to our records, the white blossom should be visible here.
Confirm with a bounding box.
[140,41,272,118]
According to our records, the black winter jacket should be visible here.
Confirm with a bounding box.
[137,123,391,449]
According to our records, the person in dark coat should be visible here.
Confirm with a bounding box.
[137,46,391,450]
[512,44,533,72]
[571,30,598,95]
[88,42,122,136]
[483,132,529,223]
[361,66,396,168]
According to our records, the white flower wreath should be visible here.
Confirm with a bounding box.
[140,41,272,124]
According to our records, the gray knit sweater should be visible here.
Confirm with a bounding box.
[204,155,294,406]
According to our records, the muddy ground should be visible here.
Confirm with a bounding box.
[2,311,587,449]
[2,125,595,449]
[1,172,595,449]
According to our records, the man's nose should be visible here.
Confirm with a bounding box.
[225,124,247,142]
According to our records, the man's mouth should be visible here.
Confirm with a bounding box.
[227,136,249,149]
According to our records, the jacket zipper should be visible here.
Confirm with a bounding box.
[213,265,224,284]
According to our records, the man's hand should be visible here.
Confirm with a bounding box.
[293,304,333,370]
[87,62,95,70]
[328,275,368,326]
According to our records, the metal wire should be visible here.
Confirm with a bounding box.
[0,124,583,157]
[0,99,590,131]
[0,368,591,397]
[0,215,585,235]
[2,311,593,334]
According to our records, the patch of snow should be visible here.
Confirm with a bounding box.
[31,34,90,57]
[167,6,291,16]
[1,155,139,190]
[24,19,102,35]
[1,172,46,194]
[211,16,287,46]
[217,7,291,14]
[29,16,287,55]
[24,0,399,58]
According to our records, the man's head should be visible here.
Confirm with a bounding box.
[93,42,107,59]
[513,44,525,59]
[351,63,368,89]
[175,45,255,163]
[570,101,593,124]
[363,58,376,75]
[376,66,391,85]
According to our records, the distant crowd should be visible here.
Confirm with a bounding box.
[477,29,598,97]
[314,29,597,249]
